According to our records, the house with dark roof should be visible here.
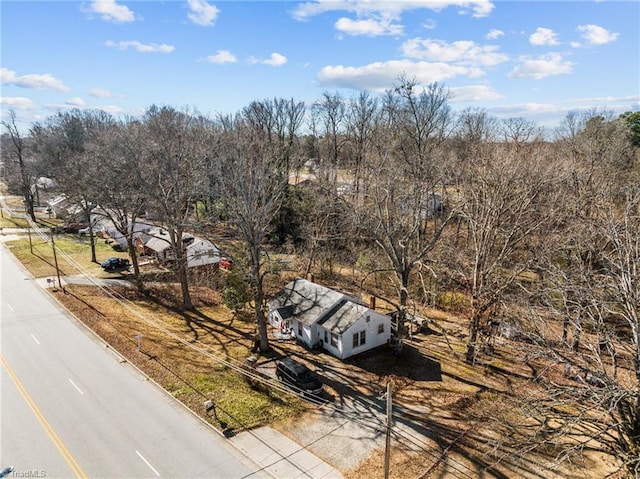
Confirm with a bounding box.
[144,227,221,268]
[268,277,391,360]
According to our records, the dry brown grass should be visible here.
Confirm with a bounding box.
[4,224,623,478]
[50,283,306,433]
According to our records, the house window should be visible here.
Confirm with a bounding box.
[353,331,367,348]
[331,333,338,347]
[324,330,328,344]
[378,323,384,334]
[298,323,303,336]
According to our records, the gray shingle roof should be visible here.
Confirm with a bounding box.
[269,277,366,332]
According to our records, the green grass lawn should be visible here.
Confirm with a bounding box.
[6,234,126,278]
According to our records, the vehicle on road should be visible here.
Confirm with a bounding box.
[101,257,131,273]
[276,357,323,396]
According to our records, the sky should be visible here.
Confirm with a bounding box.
[1,0,639,134]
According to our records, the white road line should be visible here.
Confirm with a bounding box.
[68,379,84,395]
[136,450,160,477]
[30,334,41,345]
[7,303,14,312]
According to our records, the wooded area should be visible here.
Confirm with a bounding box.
[3,78,640,477]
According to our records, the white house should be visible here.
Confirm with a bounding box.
[268,277,392,360]
[102,220,155,252]
[144,228,221,268]
[46,194,84,220]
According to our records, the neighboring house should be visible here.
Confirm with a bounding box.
[36,177,56,190]
[400,192,444,220]
[46,195,84,220]
[102,220,155,253]
[268,277,392,360]
[144,228,221,268]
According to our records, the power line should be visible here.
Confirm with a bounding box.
[29,219,482,479]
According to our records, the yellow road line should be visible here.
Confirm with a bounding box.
[1,353,88,479]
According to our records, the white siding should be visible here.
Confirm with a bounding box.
[337,311,391,359]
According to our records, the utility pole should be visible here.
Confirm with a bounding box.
[384,381,392,479]
[27,221,33,254]
[50,227,62,291]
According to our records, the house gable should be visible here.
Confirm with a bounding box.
[144,229,219,267]
[319,300,368,334]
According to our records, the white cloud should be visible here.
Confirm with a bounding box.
[508,53,574,80]
[187,0,220,26]
[449,85,503,102]
[88,87,115,98]
[490,102,564,120]
[0,97,35,110]
[42,103,134,117]
[87,0,135,23]
[576,24,619,45]
[206,50,237,64]
[317,60,481,91]
[105,40,175,53]
[261,53,288,66]
[66,97,86,107]
[486,29,504,40]
[292,0,495,20]
[422,19,437,30]
[529,27,559,46]
[1,68,70,92]
[401,38,508,67]
[99,105,129,115]
[335,16,403,36]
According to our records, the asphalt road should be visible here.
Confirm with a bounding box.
[0,245,266,479]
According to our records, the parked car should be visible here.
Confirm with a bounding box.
[79,224,105,236]
[101,257,131,273]
[219,257,233,270]
[58,222,88,234]
[276,357,323,396]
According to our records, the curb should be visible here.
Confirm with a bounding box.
[1,242,277,478]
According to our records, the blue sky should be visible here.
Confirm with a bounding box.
[1,0,638,133]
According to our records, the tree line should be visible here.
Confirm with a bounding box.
[2,78,640,477]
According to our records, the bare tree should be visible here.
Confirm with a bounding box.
[211,109,303,352]
[500,116,542,146]
[344,91,379,198]
[242,97,305,178]
[449,133,566,364]
[346,77,454,350]
[311,91,347,191]
[529,189,640,478]
[32,109,115,262]
[391,77,452,177]
[553,109,635,347]
[91,118,150,290]
[2,110,38,221]
[142,106,213,311]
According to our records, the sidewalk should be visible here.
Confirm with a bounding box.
[231,427,344,479]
